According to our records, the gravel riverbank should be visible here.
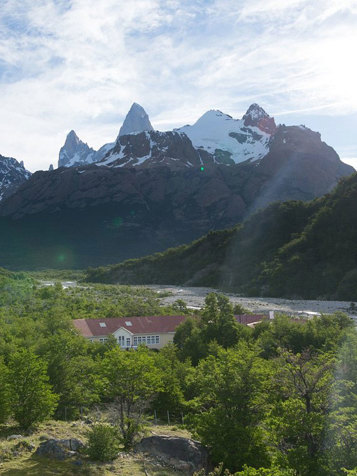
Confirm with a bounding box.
[146,285,357,318]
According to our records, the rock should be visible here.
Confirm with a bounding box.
[7,435,23,441]
[35,438,84,460]
[136,435,209,475]
[13,440,35,452]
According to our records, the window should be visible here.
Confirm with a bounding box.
[133,335,160,346]
[126,337,131,347]
[125,321,132,326]
[99,337,108,343]
[99,322,107,328]
[117,336,125,346]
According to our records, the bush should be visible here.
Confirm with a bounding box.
[86,423,120,462]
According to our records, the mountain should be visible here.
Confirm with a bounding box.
[117,102,154,138]
[0,155,31,202]
[58,130,97,168]
[0,103,353,270]
[85,172,357,301]
[177,104,275,164]
[58,103,152,169]
[56,103,277,170]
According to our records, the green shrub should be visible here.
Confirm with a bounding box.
[86,423,120,462]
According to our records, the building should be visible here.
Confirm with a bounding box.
[73,315,187,350]
[73,313,270,350]
[235,314,268,327]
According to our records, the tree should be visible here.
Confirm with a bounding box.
[270,349,335,475]
[151,343,192,419]
[200,293,244,348]
[174,317,206,364]
[57,355,102,419]
[190,342,272,471]
[174,294,248,364]
[41,331,92,418]
[324,331,357,473]
[0,358,10,423]
[101,346,162,449]
[8,349,58,429]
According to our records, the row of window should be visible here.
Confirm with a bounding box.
[133,335,160,345]
[97,335,160,345]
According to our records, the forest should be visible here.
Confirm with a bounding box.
[1,268,357,475]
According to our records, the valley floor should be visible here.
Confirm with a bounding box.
[145,285,357,319]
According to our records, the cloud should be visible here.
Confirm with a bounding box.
[0,0,357,171]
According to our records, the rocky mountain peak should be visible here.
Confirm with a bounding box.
[118,103,154,138]
[64,130,80,149]
[242,103,277,134]
[58,130,96,168]
[0,154,31,201]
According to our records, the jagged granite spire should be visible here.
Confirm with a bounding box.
[58,130,96,168]
[118,103,153,139]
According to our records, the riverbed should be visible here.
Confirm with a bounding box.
[146,285,357,318]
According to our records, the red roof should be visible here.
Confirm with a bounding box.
[234,314,266,325]
[73,315,187,338]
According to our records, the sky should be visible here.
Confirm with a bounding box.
[1,0,357,172]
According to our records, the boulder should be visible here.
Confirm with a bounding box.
[35,438,84,460]
[7,434,23,441]
[136,435,208,474]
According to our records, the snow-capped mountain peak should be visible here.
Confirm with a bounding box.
[57,103,277,169]
[118,103,154,138]
[0,155,31,201]
[176,106,274,164]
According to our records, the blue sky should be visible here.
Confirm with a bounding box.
[1,0,357,171]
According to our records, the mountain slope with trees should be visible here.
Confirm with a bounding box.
[86,173,357,300]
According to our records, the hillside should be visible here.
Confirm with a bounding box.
[86,173,357,300]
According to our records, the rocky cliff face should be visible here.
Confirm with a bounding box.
[98,130,212,168]
[0,155,31,202]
